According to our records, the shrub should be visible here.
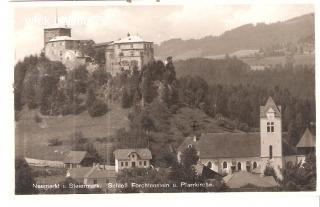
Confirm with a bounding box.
[34,114,42,123]
[88,100,108,117]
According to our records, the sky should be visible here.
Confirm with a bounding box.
[14,3,314,62]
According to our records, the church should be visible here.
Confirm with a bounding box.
[177,97,285,177]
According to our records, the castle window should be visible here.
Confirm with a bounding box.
[267,122,274,132]
[223,161,227,169]
[269,145,273,159]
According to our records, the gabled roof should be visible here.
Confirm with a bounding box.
[178,133,261,159]
[114,148,152,160]
[296,128,316,148]
[260,97,281,118]
[68,167,92,179]
[223,171,278,188]
[68,165,117,180]
[86,166,117,179]
[63,151,90,164]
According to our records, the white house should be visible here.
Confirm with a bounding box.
[114,148,152,172]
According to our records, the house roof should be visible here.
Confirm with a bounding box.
[114,148,152,160]
[68,165,117,180]
[63,151,90,164]
[260,97,281,118]
[68,167,92,179]
[114,34,152,44]
[86,165,117,179]
[223,171,278,188]
[296,128,316,148]
[178,133,261,159]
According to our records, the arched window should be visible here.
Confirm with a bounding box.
[223,161,227,169]
[187,144,192,148]
[207,161,212,169]
[269,145,273,159]
[237,162,242,171]
[253,162,257,169]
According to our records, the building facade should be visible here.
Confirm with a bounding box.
[96,33,154,76]
[114,148,152,172]
[177,97,284,177]
[43,25,92,70]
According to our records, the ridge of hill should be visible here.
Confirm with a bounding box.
[154,13,314,60]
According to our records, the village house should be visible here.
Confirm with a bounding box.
[114,148,152,172]
[63,151,95,169]
[285,128,316,165]
[66,164,117,188]
[178,97,284,177]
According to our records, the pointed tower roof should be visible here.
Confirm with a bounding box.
[260,96,281,118]
[296,128,316,148]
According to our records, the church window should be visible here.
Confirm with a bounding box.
[207,162,212,169]
[223,161,227,169]
[237,162,242,171]
[253,162,257,169]
[269,145,273,159]
[267,122,275,132]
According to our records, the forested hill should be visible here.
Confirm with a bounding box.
[154,13,314,59]
[174,57,315,99]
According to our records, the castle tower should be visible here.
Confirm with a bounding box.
[43,10,71,46]
[260,97,283,177]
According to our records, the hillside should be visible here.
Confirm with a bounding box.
[174,57,315,99]
[15,102,130,161]
[154,13,314,60]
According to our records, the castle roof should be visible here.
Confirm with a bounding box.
[44,23,70,29]
[114,148,152,160]
[296,128,316,148]
[114,34,152,44]
[48,36,76,42]
[260,97,281,118]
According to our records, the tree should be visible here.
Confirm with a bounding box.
[88,100,108,117]
[15,157,38,195]
[180,146,199,169]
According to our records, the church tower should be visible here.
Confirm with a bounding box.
[260,97,283,177]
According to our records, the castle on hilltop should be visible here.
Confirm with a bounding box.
[43,22,154,75]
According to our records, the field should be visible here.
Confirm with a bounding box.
[15,102,130,161]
